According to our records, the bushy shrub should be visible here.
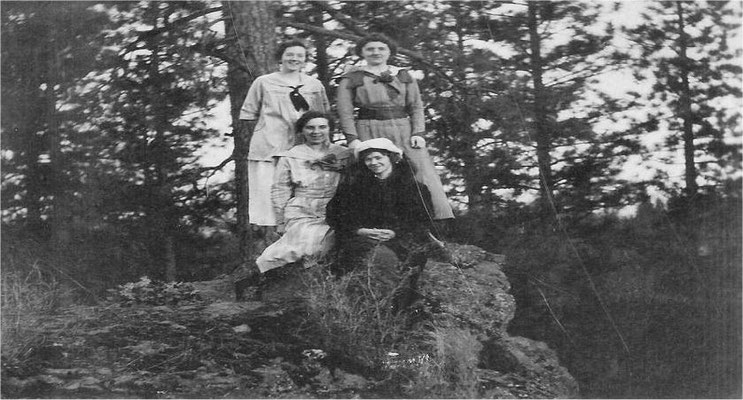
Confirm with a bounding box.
[301,265,411,372]
[301,258,484,398]
[499,192,742,398]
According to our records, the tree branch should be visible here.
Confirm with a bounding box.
[309,1,369,37]
[280,21,425,61]
[121,6,223,55]
[282,19,466,92]
[193,42,252,74]
[204,155,234,180]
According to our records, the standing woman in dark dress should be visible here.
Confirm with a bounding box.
[336,34,453,221]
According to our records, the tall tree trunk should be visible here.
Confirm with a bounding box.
[20,35,48,236]
[676,1,698,197]
[311,5,331,91]
[164,236,177,282]
[148,14,178,281]
[223,1,278,268]
[527,2,555,211]
[449,3,484,212]
[47,29,73,249]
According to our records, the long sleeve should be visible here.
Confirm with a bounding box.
[336,77,358,142]
[326,184,351,234]
[318,85,331,113]
[397,179,433,235]
[405,77,425,134]
[270,157,294,226]
[326,179,362,236]
[239,77,263,121]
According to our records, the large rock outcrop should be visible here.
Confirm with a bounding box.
[419,247,578,398]
[250,242,579,398]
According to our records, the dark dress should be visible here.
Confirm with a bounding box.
[326,159,434,276]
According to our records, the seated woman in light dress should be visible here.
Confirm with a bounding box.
[236,112,350,300]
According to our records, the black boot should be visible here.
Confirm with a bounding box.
[233,265,262,301]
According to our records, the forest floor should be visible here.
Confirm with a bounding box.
[2,277,382,399]
[2,251,578,399]
[2,275,548,399]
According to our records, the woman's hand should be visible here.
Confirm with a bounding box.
[356,228,396,242]
[410,135,426,149]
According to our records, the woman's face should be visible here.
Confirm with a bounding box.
[301,117,330,145]
[363,151,393,178]
[280,46,307,72]
[360,41,391,67]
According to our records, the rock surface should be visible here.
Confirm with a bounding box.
[1,244,577,399]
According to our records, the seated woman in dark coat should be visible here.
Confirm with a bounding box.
[326,138,435,291]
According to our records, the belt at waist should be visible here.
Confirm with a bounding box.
[357,107,408,121]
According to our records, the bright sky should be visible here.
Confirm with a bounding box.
[197,1,742,214]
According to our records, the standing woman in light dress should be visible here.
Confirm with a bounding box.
[235,112,350,300]
[239,39,330,239]
[336,33,454,221]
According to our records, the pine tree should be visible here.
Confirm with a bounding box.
[65,1,225,280]
[1,2,110,237]
[625,1,742,198]
[222,1,278,269]
[476,1,636,215]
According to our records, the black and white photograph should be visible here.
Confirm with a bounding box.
[1,1,741,398]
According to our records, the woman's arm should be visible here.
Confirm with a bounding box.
[405,76,425,136]
[392,172,433,235]
[318,83,331,114]
[270,157,294,228]
[336,77,359,144]
[326,180,362,235]
[239,76,264,121]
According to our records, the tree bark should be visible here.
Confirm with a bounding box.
[451,4,484,211]
[47,27,74,250]
[164,236,177,282]
[148,12,178,281]
[223,1,278,269]
[527,2,556,211]
[676,1,698,197]
[310,4,331,91]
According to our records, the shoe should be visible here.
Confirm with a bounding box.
[234,265,262,301]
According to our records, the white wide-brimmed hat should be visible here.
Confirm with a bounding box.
[353,138,403,159]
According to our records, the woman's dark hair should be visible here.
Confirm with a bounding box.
[354,33,398,58]
[275,39,308,62]
[359,148,402,165]
[295,111,335,134]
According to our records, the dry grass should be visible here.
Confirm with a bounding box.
[301,263,411,370]
[301,253,485,397]
[402,325,482,398]
[1,261,74,361]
